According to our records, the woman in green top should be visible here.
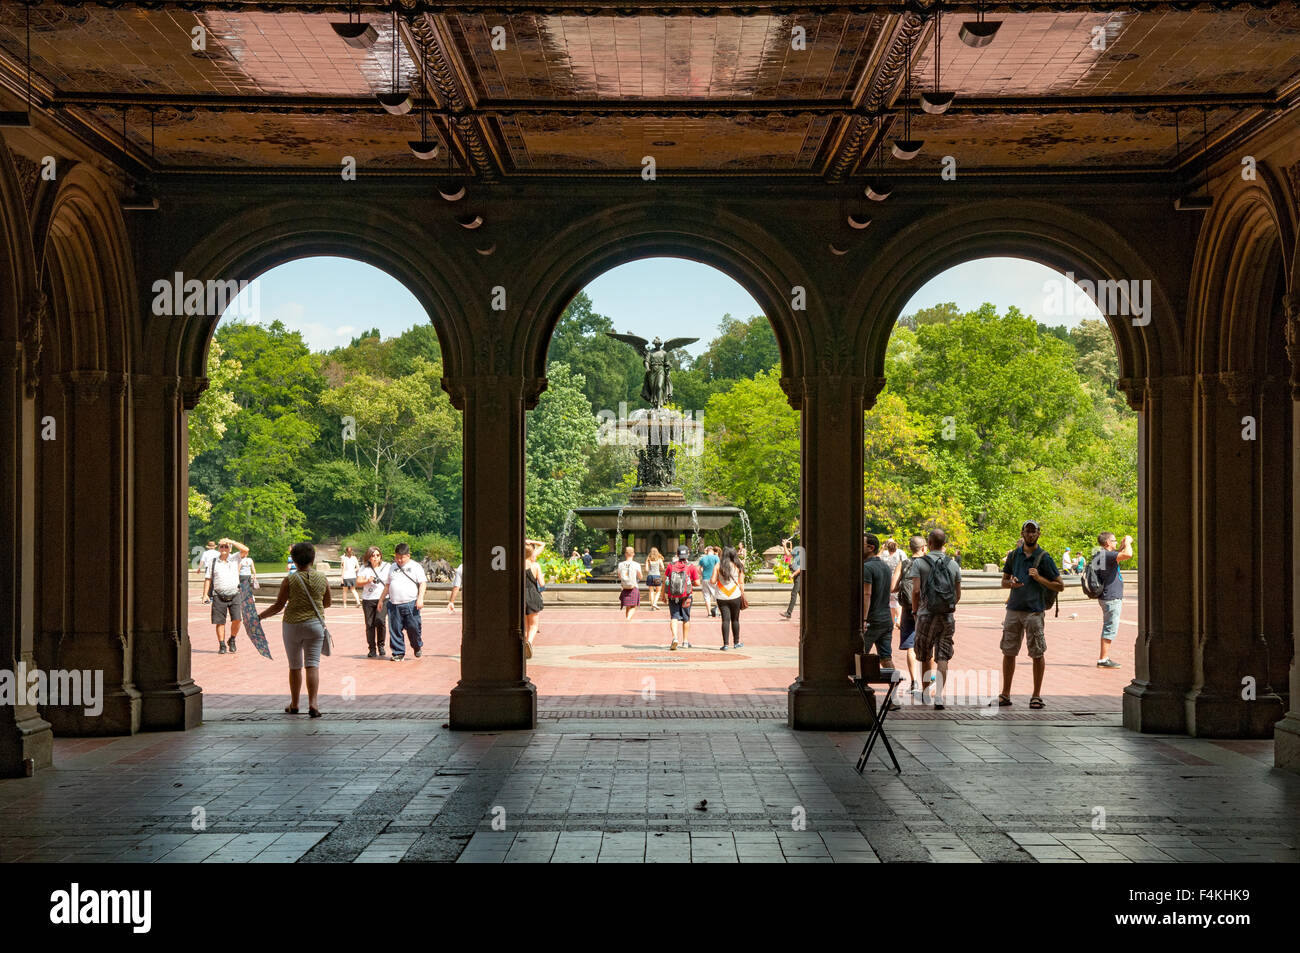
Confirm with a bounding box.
[259,541,332,718]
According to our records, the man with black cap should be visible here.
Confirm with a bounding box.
[664,545,702,650]
[997,519,1064,709]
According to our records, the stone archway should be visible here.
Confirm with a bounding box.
[845,200,1192,733]
[33,164,143,737]
[1186,179,1295,739]
[508,201,869,729]
[0,137,52,776]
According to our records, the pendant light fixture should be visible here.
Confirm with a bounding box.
[0,3,32,126]
[1173,107,1213,212]
[408,35,439,159]
[438,131,466,201]
[890,33,924,160]
[332,1,377,50]
[866,116,893,201]
[920,5,955,115]
[377,11,412,115]
[959,4,1001,48]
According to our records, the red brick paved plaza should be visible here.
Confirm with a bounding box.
[192,589,1135,719]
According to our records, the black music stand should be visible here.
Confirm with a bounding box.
[851,654,903,773]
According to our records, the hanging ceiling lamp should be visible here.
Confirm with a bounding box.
[438,126,466,201]
[377,11,412,115]
[1173,108,1213,211]
[332,1,377,50]
[959,4,1001,48]
[866,117,893,201]
[890,33,924,160]
[408,36,440,159]
[920,5,955,115]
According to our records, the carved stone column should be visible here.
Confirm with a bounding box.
[783,372,875,730]
[0,341,53,776]
[132,375,202,730]
[1185,371,1287,737]
[1277,293,1300,770]
[444,373,537,730]
[1121,375,1196,733]
[41,371,140,735]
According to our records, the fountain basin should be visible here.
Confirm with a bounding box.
[573,503,746,576]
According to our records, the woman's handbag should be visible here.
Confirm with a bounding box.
[295,572,333,656]
[739,590,749,610]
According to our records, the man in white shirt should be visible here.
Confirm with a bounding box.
[380,542,427,661]
[203,537,249,654]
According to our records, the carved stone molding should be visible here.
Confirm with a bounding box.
[1284,292,1300,401]
[1115,376,1143,411]
[131,373,182,407]
[64,370,109,405]
[1146,375,1193,403]
[1286,164,1300,217]
[443,374,521,417]
[11,153,39,209]
[1219,371,1256,406]
[180,376,207,410]
[20,292,47,398]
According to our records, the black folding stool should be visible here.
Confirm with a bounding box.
[851,655,903,773]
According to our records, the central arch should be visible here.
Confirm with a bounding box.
[516,202,820,387]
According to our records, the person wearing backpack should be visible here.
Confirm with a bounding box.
[616,546,642,620]
[895,535,926,699]
[998,520,1064,709]
[907,528,962,709]
[1087,532,1132,668]
[664,545,701,650]
[861,534,897,691]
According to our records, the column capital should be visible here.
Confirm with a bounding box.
[179,376,207,410]
[131,373,181,406]
[441,374,529,413]
[1115,376,1143,411]
[1284,291,1300,401]
[1203,370,1256,406]
[1146,374,1194,403]
[778,373,880,411]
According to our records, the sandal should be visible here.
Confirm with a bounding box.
[990,694,1012,707]
[309,707,322,718]
[284,706,299,714]
[1029,697,1045,709]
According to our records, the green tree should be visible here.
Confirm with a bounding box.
[897,301,962,330]
[547,291,643,412]
[187,338,241,521]
[525,362,599,539]
[700,369,799,544]
[210,482,306,559]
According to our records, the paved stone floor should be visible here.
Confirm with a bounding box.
[193,595,1134,718]
[1,716,1296,863]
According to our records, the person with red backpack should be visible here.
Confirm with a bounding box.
[664,545,701,650]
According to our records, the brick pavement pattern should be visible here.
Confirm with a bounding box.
[192,596,1135,718]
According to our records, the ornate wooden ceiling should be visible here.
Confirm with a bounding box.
[0,1,1296,178]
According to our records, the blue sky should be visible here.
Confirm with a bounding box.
[223,255,1101,355]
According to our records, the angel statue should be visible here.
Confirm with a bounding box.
[605,333,699,409]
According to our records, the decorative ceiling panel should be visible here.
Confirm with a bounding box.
[446,13,881,101]
[911,9,1300,100]
[86,105,432,169]
[885,107,1244,172]
[501,114,831,171]
[0,6,417,98]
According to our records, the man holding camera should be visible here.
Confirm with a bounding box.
[1093,532,1133,668]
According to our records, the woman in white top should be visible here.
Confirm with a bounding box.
[340,546,361,607]
[714,546,746,650]
[616,546,642,620]
[355,546,388,658]
[645,547,665,611]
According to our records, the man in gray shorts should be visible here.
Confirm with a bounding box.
[204,537,249,654]
[908,528,961,710]
[998,520,1064,709]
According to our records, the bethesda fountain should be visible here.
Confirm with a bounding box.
[570,332,749,576]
